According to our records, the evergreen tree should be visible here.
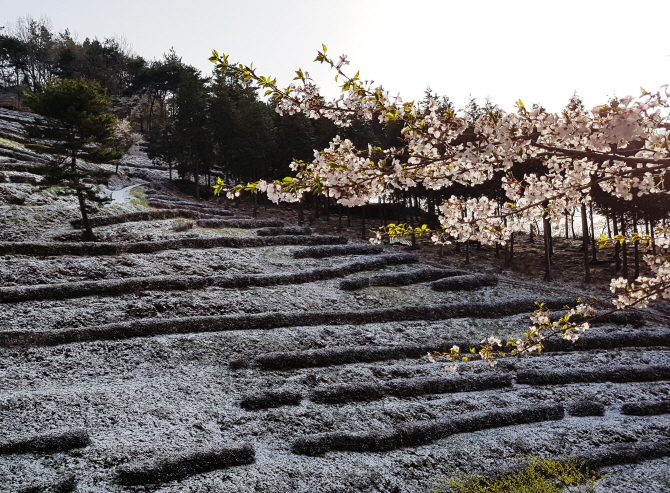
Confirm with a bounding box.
[23,78,119,240]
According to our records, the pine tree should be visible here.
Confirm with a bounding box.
[23,77,119,240]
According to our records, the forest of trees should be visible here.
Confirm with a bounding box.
[2,15,669,286]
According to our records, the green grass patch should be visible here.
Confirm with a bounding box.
[129,187,148,206]
[434,457,604,493]
[0,137,26,150]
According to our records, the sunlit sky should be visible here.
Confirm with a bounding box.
[3,0,669,112]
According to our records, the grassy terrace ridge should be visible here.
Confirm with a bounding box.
[0,253,417,302]
[0,297,572,347]
[291,404,565,455]
[0,234,348,256]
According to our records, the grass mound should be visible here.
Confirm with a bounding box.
[0,429,89,454]
[71,209,201,228]
[0,234,347,257]
[292,404,564,455]
[566,401,605,417]
[240,389,303,410]
[116,443,255,485]
[197,218,283,228]
[257,226,313,236]
[621,400,670,416]
[431,274,499,291]
[310,374,512,404]
[433,457,603,493]
[340,267,466,291]
[17,474,76,493]
[0,253,417,303]
[516,365,670,386]
[293,244,383,258]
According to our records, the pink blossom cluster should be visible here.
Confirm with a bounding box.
[210,48,670,319]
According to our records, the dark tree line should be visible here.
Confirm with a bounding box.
[4,15,668,277]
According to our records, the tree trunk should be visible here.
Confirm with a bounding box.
[543,209,552,282]
[612,211,621,271]
[509,232,514,264]
[253,193,258,218]
[71,150,96,242]
[337,204,342,233]
[650,219,657,255]
[633,210,640,280]
[361,204,366,240]
[621,213,628,280]
[76,187,96,242]
[581,204,591,283]
[298,198,304,226]
[465,239,470,264]
[590,202,597,262]
[193,157,200,200]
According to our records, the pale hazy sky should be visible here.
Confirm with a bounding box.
[3,0,668,112]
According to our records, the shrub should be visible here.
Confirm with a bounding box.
[292,404,564,455]
[293,244,383,258]
[0,429,89,454]
[433,457,603,493]
[257,227,313,236]
[172,220,194,232]
[240,389,303,410]
[566,401,605,417]
[621,400,670,416]
[116,443,255,485]
[431,274,498,291]
[340,267,466,290]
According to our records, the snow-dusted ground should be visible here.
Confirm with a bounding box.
[0,108,669,492]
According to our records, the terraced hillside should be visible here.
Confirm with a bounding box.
[1,109,669,492]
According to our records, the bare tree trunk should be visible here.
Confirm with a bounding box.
[76,188,96,242]
[361,204,366,240]
[70,150,96,242]
[581,204,591,283]
[650,218,657,255]
[337,204,342,233]
[193,156,200,200]
[465,239,470,264]
[612,210,621,271]
[606,209,612,238]
[621,213,628,280]
[543,209,552,282]
[590,202,597,262]
[633,209,640,280]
